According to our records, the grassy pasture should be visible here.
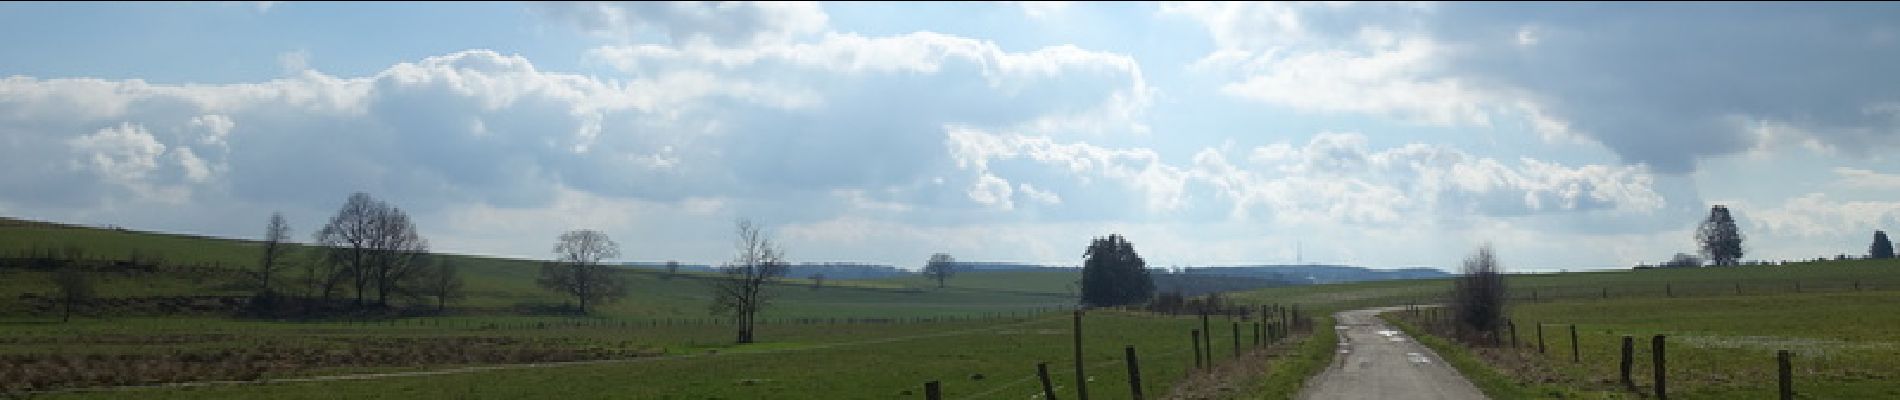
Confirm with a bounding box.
[29,310,1301,399]
[1336,258,1900,399]
[1226,258,1900,314]
[1388,291,1900,399]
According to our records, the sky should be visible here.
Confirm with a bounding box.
[4,2,1900,272]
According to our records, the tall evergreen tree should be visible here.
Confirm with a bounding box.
[1696,205,1745,266]
[1872,230,1895,259]
[1080,234,1154,307]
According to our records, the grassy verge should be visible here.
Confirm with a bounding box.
[1380,313,1605,399]
[1380,290,1900,399]
[1244,314,1338,399]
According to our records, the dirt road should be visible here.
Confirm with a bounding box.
[1296,306,1487,400]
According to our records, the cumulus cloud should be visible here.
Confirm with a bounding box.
[0,3,1159,261]
[948,126,1664,227]
[1746,193,1900,239]
[1169,2,1900,173]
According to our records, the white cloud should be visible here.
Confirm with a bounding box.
[1011,1,1073,20]
[536,1,827,46]
[1741,193,1900,243]
[1833,167,1900,190]
[1169,2,1900,173]
[968,174,1015,210]
[67,123,167,184]
[0,9,1155,261]
[1213,28,1495,127]
[1018,183,1062,205]
[950,127,1663,226]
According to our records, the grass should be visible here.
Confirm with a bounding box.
[1243,314,1339,399]
[1378,290,1900,399]
[37,310,1219,399]
[1382,313,1596,399]
[853,270,1078,296]
[1226,258,1900,315]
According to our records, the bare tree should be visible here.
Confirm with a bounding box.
[1451,244,1507,345]
[365,205,427,307]
[664,260,681,279]
[315,193,378,306]
[420,258,464,313]
[258,212,291,299]
[710,218,788,344]
[540,229,626,314]
[922,253,957,288]
[53,262,93,323]
[314,192,428,308]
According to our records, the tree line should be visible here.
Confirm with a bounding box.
[33,188,1171,344]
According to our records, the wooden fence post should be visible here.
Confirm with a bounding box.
[1666,284,1673,298]
[924,381,941,400]
[1570,325,1581,363]
[1795,281,1801,293]
[1778,350,1793,400]
[1508,319,1519,349]
[1601,287,1608,299]
[1074,311,1088,400]
[1192,329,1204,370]
[1232,322,1241,358]
[1736,282,1742,295]
[1037,362,1058,400]
[1653,335,1668,400]
[1252,322,1261,347]
[1537,323,1547,354]
[1125,345,1145,400]
[1200,310,1211,360]
[1620,335,1635,391]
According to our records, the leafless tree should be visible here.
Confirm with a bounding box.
[540,229,626,314]
[1451,244,1507,345]
[258,212,291,298]
[53,261,93,323]
[315,193,377,306]
[365,205,427,307]
[664,260,681,279]
[922,253,956,288]
[314,192,428,308]
[420,257,464,313]
[710,218,787,344]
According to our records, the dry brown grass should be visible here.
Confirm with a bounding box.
[0,336,663,393]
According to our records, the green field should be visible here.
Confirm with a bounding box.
[14,310,1327,399]
[1326,259,1900,400]
[1,217,1337,398]
[41,215,1900,399]
[1227,259,1900,314]
[852,269,1079,296]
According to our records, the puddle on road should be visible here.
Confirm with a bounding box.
[1375,329,1408,341]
